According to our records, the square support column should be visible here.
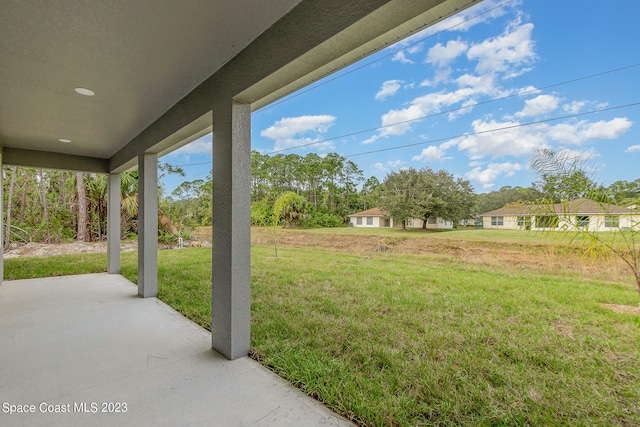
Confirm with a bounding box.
[138,153,158,297]
[107,173,121,274]
[212,100,251,360]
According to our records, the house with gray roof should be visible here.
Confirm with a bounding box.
[480,198,640,231]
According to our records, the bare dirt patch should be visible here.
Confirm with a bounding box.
[601,303,640,315]
[4,239,209,258]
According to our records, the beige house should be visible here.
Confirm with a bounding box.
[349,207,454,229]
[481,198,640,231]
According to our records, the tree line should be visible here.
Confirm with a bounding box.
[2,164,183,245]
[3,148,639,243]
[3,167,138,245]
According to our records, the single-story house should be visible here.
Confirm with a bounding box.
[349,207,454,229]
[480,198,640,231]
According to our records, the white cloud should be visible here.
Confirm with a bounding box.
[170,135,212,156]
[447,116,632,160]
[466,162,523,189]
[365,16,540,145]
[454,119,548,159]
[392,44,422,64]
[427,39,468,68]
[555,147,600,163]
[375,80,404,100]
[392,51,414,64]
[363,103,425,144]
[261,115,336,151]
[563,100,587,114]
[373,159,405,172]
[363,74,506,144]
[546,117,632,144]
[434,67,453,84]
[448,99,478,121]
[373,162,387,172]
[626,144,640,153]
[412,145,451,162]
[514,94,561,118]
[466,19,536,77]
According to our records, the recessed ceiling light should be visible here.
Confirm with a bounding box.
[58,138,72,143]
[74,87,95,96]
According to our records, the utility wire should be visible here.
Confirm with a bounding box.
[254,0,516,113]
[264,62,640,155]
[170,100,639,167]
[344,102,640,158]
[170,65,640,168]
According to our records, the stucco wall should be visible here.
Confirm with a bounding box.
[350,216,387,228]
[482,215,524,230]
[482,214,640,231]
[351,216,453,229]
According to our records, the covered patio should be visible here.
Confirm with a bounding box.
[0,273,351,425]
[0,0,478,423]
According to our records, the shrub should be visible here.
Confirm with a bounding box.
[302,211,345,228]
[251,201,276,226]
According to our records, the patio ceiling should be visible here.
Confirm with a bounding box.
[0,0,479,173]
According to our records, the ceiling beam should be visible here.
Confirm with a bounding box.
[3,147,109,173]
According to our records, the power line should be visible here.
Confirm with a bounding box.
[170,63,640,168]
[264,62,640,155]
[170,100,640,167]
[344,102,640,158]
[254,0,517,113]
[171,161,211,167]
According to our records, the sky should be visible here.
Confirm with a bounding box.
[162,0,640,195]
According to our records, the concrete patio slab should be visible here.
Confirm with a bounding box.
[0,273,353,427]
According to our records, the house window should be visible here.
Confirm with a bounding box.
[491,216,504,226]
[605,216,619,228]
[356,217,362,225]
[576,215,589,227]
[536,215,558,228]
[517,216,531,228]
[366,217,373,225]
[428,217,437,224]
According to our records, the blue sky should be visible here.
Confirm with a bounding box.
[162,0,640,195]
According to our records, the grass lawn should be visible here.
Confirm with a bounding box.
[4,240,640,426]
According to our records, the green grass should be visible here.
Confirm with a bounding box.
[4,253,109,280]
[5,245,640,426]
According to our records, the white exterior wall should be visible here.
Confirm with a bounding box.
[418,218,454,229]
[482,215,522,230]
[621,214,640,231]
[350,216,387,228]
[555,214,640,232]
[350,216,453,229]
[482,214,640,231]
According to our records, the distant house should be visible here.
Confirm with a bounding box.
[348,207,453,229]
[480,198,640,231]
